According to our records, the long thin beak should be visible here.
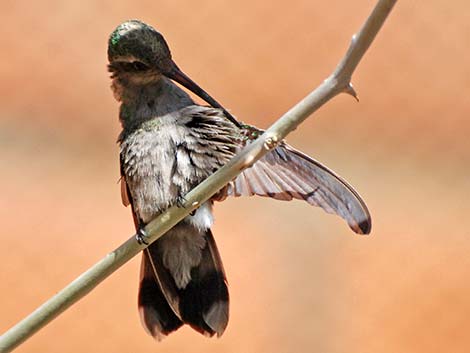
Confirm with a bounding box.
[164,62,241,128]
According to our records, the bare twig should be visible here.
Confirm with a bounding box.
[0,1,397,351]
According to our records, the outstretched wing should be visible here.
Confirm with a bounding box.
[216,126,371,235]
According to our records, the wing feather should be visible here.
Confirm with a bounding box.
[220,140,371,235]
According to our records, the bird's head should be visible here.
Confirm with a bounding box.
[108,20,238,126]
[108,20,172,83]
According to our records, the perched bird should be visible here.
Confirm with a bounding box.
[108,20,371,340]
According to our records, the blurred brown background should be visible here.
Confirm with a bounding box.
[2,0,470,352]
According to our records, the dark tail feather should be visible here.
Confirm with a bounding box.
[138,227,229,339]
[180,229,229,337]
[138,250,183,340]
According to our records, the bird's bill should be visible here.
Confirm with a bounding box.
[164,62,240,127]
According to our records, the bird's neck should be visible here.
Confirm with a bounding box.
[113,76,194,134]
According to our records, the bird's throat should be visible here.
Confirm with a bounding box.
[115,76,194,132]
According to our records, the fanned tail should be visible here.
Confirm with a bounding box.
[138,250,183,340]
[180,229,229,336]
[138,224,229,339]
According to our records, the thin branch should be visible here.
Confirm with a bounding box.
[0,1,397,351]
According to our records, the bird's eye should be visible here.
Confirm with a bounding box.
[131,61,149,71]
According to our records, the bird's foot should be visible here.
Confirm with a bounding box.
[177,195,197,215]
[136,228,149,245]
[176,195,187,208]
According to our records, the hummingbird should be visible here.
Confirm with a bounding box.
[108,20,371,340]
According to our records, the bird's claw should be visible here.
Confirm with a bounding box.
[176,195,187,208]
[136,228,149,245]
[177,195,197,215]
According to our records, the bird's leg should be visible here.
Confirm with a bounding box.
[176,195,198,215]
[136,227,149,245]
[176,195,187,208]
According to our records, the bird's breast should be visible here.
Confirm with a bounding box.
[120,112,234,223]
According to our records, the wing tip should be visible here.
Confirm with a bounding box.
[354,218,372,235]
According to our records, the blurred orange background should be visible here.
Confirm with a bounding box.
[2,1,470,352]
